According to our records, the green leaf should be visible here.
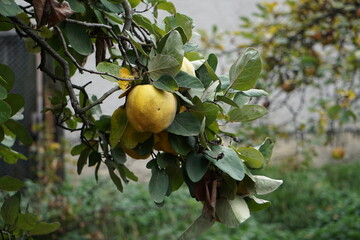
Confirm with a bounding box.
[0,126,3,142]
[327,105,342,120]
[5,119,33,145]
[64,23,93,56]
[246,196,271,212]
[0,100,11,124]
[106,162,123,192]
[175,71,204,90]
[0,145,27,164]
[0,64,14,91]
[153,75,179,92]
[149,167,169,203]
[185,152,209,182]
[216,196,250,228]
[4,94,25,116]
[125,30,150,58]
[148,54,180,80]
[217,95,239,108]
[0,176,24,191]
[229,48,262,91]
[0,0,22,16]
[233,92,248,107]
[99,0,124,13]
[205,145,245,181]
[70,143,88,156]
[258,138,274,164]
[241,89,269,97]
[77,148,90,175]
[207,53,218,71]
[164,13,193,43]
[159,30,184,65]
[157,2,176,14]
[0,84,7,100]
[253,175,283,195]
[227,105,268,122]
[191,98,220,125]
[66,0,86,13]
[168,134,192,155]
[200,80,220,102]
[219,174,237,200]
[178,215,215,240]
[111,144,126,164]
[133,14,157,37]
[16,213,38,231]
[1,192,20,225]
[237,147,265,169]
[110,107,128,148]
[128,0,140,8]
[28,221,61,236]
[96,62,122,82]
[88,150,101,167]
[166,112,201,136]
[0,16,14,31]
[133,135,154,156]
[165,164,183,191]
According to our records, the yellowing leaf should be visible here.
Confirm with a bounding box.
[117,68,135,91]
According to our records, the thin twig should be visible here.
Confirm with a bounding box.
[66,19,112,29]
[81,85,120,113]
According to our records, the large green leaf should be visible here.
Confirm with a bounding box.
[64,23,92,56]
[149,167,169,203]
[236,147,265,169]
[168,134,193,155]
[66,0,86,13]
[1,192,20,225]
[148,54,180,80]
[253,175,283,195]
[4,94,25,116]
[185,152,209,182]
[0,145,27,164]
[96,62,123,82]
[153,75,179,92]
[205,145,246,181]
[0,0,22,16]
[111,144,126,164]
[175,71,204,90]
[77,148,90,175]
[227,105,268,122]
[178,215,215,240]
[29,221,61,236]
[5,119,33,145]
[0,100,11,124]
[157,2,176,14]
[109,107,128,148]
[0,176,24,191]
[16,213,38,231]
[159,30,184,65]
[191,99,220,125]
[0,64,14,91]
[166,112,201,136]
[229,48,262,91]
[164,13,193,43]
[216,196,250,228]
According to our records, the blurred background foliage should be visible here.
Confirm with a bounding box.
[199,0,360,165]
[1,160,359,240]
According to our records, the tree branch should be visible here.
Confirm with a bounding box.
[65,19,112,29]
[81,85,120,113]
[121,0,133,35]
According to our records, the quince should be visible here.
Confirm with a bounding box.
[154,131,177,155]
[126,84,177,133]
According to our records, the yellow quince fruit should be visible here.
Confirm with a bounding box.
[126,84,177,133]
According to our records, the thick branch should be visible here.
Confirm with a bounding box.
[9,17,82,116]
[121,0,133,35]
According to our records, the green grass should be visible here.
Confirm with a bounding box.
[17,160,360,240]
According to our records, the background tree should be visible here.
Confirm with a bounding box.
[0,0,281,238]
[200,0,360,165]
